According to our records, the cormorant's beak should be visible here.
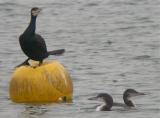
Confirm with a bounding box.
[38,8,42,13]
[35,8,41,14]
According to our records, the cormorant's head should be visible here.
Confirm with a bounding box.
[123,89,145,106]
[89,93,113,111]
[31,7,41,17]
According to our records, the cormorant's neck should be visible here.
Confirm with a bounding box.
[123,96,134,107]
[24,15,37,36]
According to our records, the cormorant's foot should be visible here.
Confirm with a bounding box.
[39,62,42,66]
[29,61,42,68]
[29,64,39,68]
[32,66,37,69]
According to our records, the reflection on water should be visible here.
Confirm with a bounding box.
[22,105,48,118]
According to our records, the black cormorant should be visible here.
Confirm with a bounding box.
[17,7,65,67]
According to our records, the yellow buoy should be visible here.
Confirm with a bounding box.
[9,60,73,103]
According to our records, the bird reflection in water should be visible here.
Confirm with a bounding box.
[22,105,48,118]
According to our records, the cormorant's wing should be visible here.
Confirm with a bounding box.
[34,34,47,51]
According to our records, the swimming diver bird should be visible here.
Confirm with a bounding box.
[88,93,113,111]
[89,89,145,111]
[113,89,145,107]
[122,88,145,107]
[17,7,65,67]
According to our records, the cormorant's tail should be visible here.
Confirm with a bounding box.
[48,49,65,55]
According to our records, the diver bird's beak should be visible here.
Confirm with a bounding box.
[130,91,146,97]
[88,96,98,100]
[137,92,146,95]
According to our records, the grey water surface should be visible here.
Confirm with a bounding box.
[0,0,160,117]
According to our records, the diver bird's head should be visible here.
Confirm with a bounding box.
[123,89,145,107]
[89,93,113,111]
